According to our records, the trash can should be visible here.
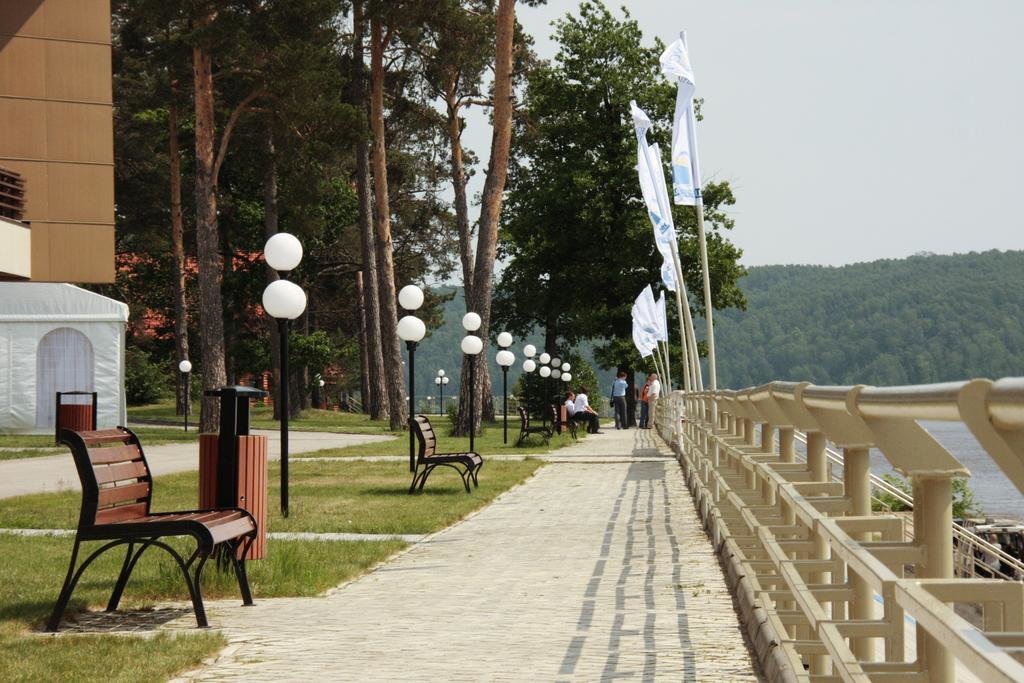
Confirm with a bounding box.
[199,386,268,559]
[54,391,97,443]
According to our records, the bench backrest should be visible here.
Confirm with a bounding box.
[518,406,530,428]
[412,415,437,460]
[60,427,153,529]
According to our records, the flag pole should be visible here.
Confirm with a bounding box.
[680,31,718,391]
[659,340,672,391]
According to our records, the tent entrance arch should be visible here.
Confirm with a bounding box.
[36,327,95,429]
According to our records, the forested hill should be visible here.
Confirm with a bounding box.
[714,250,1024,389]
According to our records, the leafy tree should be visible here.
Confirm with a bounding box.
[494,1,747,405]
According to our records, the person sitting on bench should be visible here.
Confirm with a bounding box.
[564,391,576,421]
[573,386,602,434]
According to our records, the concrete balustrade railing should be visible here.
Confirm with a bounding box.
[658,378,1024,682]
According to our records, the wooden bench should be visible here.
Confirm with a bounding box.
[409,415,483,494]
[47,427,258,631]
[516,406,552,446]
[553,404,578,440]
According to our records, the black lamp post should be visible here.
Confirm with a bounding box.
[461,312,484,452]
[495,332,515,445]
[262,232,307,518]
[436,369,447,415]
[178,359,192,432]
[397,285,427,473]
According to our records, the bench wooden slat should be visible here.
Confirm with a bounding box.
[209,517,258,545]
[88,444,143,465]
[78,429,133,446]
[93,460,148,485]
[94,502,148,524]
[97,482,150,506]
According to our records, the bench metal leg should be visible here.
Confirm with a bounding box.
[229,537,255,606]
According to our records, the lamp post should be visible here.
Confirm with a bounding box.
[262,232,306,518]
[461,312,483,452]
[436,369,446,415]
[495,332,515,444]
[397,284,426,473]
[178,359,192,432]
[522,345,537,417]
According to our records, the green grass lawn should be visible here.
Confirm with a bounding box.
[129,401,390,434]
[0,458,543,535]
[0,533,403,682]
[0,427,200,461]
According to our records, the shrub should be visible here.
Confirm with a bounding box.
[125,348,170,405]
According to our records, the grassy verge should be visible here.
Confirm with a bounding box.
[0,428,200,460]
[0,459,543,535]
[0,534,403,682]
[129,402,389,434]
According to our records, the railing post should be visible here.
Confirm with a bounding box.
[843,446,874,662]
[917,475,955,682]
[807,430,831,675]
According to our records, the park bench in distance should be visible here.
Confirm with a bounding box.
[516,406,552,446]
[47,427,258,632]
[410,415,483,494]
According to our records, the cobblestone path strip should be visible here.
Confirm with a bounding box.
[170,429,762,681]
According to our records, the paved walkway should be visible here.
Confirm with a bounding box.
[0,429,394,500]
[168,428,761,681]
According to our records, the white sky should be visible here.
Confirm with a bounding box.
[461,0,1024,267]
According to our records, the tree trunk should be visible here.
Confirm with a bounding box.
[455,0,516,436]
[446,86,474,303]
[192,23,227,432]
[262,126,283,420]
[169,91,190,416]
[370,16,407,431]
[353,0,387,421]
[356,271,370,411]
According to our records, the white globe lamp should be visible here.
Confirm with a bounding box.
[398,284,424,311]
[178,360,192,374]
[461,335,483,355]
[396,315,426,342]
[523,359,537,373]
[551,368,561,379]
[462,312,482,332]
[262,279,307,320]
[496,350,515,367]
[539,366,551,378]
[561,362,571,372]
[264,232,303,272]
[562,372,572,383]
[538,352,551,364]
[551,357,561,368]
[496,331,513,348]
[523,344,536,358]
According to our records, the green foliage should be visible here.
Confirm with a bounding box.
[714,250,1024,388]
[124,348,170,406]
[872,473,981,518]
[494,1,746,373]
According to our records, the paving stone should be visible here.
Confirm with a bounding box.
[163,428,762,681]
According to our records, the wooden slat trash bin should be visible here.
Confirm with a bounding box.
[198,386,268,559]
[55,391,97,443]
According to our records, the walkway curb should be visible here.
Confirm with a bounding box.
[666,431,800,683]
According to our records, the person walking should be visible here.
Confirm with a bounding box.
[611,371,628,429]
[647,373,661,431]
[638,375,652,428]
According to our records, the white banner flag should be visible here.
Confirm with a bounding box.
[631,305,655,358]
[631,101,679,292]
[657,291,669,342]
[661,36,701,206]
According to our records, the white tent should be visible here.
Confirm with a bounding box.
[0,283,128,433]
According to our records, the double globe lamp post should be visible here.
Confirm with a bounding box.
[461,313,484,452]
[434,370,448,415]
[261,232,307,518]
[522,344,537,415]
[396,285,427,473]
[495,332,515,444]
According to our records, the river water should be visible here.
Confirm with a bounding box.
[866,421,1023,520]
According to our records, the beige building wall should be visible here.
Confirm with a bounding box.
[0,0,115,283]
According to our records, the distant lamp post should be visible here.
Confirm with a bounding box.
[522,357,537,416]
[496,332,515,444]
[317,378,325,409]
[178,359,192,432]
[397,285,426,473]
[461,313,484,452]
[263,232,306,518]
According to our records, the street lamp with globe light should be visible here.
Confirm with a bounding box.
[397,285,426,473]
[460,315,484,452]
[262,232,307,517]
[178,359,192,432]
[495,333,515,444]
